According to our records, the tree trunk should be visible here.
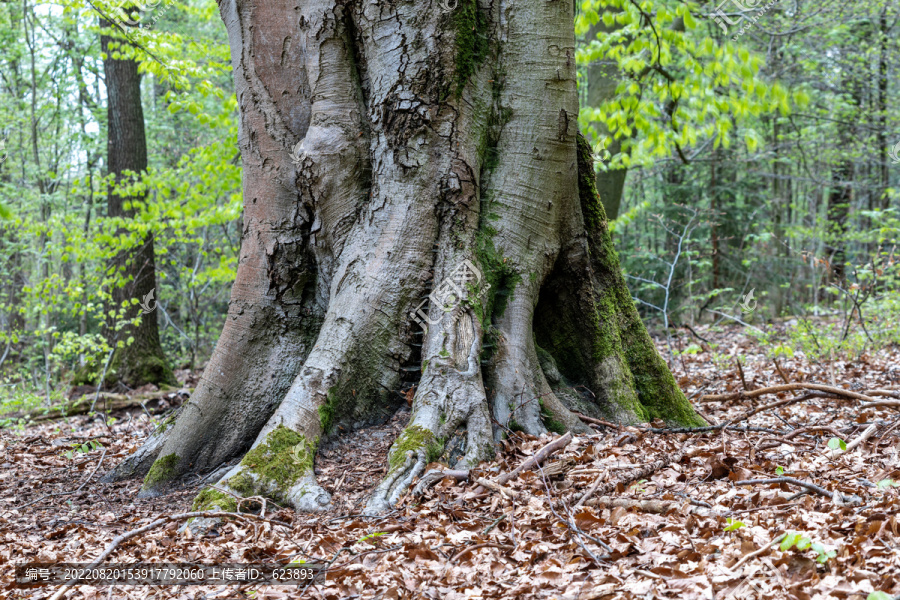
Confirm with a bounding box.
[106,0,703,513]
[101,20,175,388]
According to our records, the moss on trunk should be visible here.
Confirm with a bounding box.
[534,133,703,427]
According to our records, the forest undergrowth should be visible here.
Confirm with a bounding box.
[1,322,898,600]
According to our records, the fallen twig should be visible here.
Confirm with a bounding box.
[413,432,572,496]
[497,432,573,486]
[12,448,108,511]
[729,533,787,572]
[733,476,835,499]
[826,423,878,457]
[701,383,879,404]
[860,400,900,410]
[574,443,688,509]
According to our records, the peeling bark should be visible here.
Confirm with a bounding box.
[109,0,704,514]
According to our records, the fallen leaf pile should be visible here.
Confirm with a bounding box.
[1,323,899,599]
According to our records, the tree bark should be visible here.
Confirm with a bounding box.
[101,20,175,388]
[107,0,703,513]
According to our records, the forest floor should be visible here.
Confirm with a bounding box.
[1,322,899,600]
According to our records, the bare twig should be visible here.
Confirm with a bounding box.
[729,533,786,572]
[735,358,748,391]
[701,383,879,404]
[861,400,900,410]
[574,443,688,509]
[415,432,572,496]
[826,423,878,457]
[733,477,835,499]
[497,432,572,486]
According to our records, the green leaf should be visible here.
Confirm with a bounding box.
[867,592,893,600]
[827,437,847,451]
[724,518,745,531]
[775,466,784,475]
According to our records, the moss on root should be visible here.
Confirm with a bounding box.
[474,226,522,327]
[319,388,338,433]
[143,453,179,488]
[539,401,567,435]
[191,487,238,513]
[531,133,702,427]
[389,425,444,471]
[239,425,317,491]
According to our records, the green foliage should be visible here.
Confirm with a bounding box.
[576,0,795,170]
[63,439,103,460]
[778,531,837,564]
[357,531,386,545]
[0,0,241,414]
[827,437,847,452]
[723,518,745,532]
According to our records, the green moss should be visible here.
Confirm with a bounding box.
[110,349,176,388]
[623,330,706,426]
[143,453,178,488]
[473,227,521,327]
[389,425,444,470]
[319,388,338,433]
[539,401,567,435]
[225,471,257,497]
[156,413,177,434]
[576,132,607,232]
[239,425,317,491]
[574,131,704,428]
[192,487,238,512]
[453,0,489,98]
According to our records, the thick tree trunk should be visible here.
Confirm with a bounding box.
[101,23,175,388]
[107,0,703,513]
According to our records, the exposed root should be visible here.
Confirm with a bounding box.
[366,447,425,514]
[488,286,591,439]
[100,421,168,483]
[366,307,495,512]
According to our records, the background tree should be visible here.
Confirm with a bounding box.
[101,14,174,387]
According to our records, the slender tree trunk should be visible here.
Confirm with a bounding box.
[107,0,703,513]
[100,20,174,388]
